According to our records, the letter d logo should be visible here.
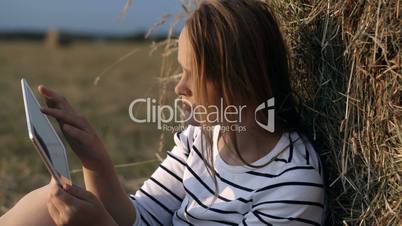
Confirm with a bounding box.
[254,98,275,132]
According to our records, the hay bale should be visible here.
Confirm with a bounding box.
[44,28,59,49]
[267,0,401,225]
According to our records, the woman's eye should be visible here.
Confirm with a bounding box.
[182,70,188,78]
[184,70,192,78]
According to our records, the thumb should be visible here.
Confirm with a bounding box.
[63,184,94,201]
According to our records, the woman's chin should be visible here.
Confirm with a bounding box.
[184,110,201,126]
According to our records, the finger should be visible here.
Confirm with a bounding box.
[38,85,74,111]
[48,194,74,226]
[47,201,61,225]
[49,183,76,207]
[47,200,61,225]
[50,177,57,185]
[62,124,91,143]
[38,85,63,100]
[63,184,94,201]
[48,184,66,221]
[50,177,61,186]
[41,107,87,131]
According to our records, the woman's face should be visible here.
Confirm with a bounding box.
[175,27,195,110]
[175,27,222,126]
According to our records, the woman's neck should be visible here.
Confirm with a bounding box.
[217,117,284,166]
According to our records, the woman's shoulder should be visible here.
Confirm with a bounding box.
[285,131,323,176]
[171,125,202,155]
[250,132,324,211]
[250,131,324,190]
[173,124,203,144]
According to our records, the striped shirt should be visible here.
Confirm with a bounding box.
[129,125,325,226]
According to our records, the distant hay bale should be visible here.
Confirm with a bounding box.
[44,28,59,49]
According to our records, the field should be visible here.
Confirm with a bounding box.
[0,40,176,214]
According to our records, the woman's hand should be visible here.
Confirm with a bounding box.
[38,85,136,226]
[38,85,110,169]
[47,181,118,226]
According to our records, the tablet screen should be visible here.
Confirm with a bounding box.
[22,79,71,180]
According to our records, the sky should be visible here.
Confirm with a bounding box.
[0,0,185,35]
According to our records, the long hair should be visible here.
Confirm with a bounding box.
[184,0,303,203]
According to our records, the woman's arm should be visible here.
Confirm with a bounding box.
[128,126,194,226]
[38,85,135,226]
[81,157,136,226]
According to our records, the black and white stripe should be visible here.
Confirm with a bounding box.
[129,125,324,226]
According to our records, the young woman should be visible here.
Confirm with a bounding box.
[0,0,324,225]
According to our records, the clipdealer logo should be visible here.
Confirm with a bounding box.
[128,97,275,132]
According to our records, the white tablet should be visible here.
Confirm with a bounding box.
[21,78,72,186]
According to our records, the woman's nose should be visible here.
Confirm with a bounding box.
[175,77,192,97]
